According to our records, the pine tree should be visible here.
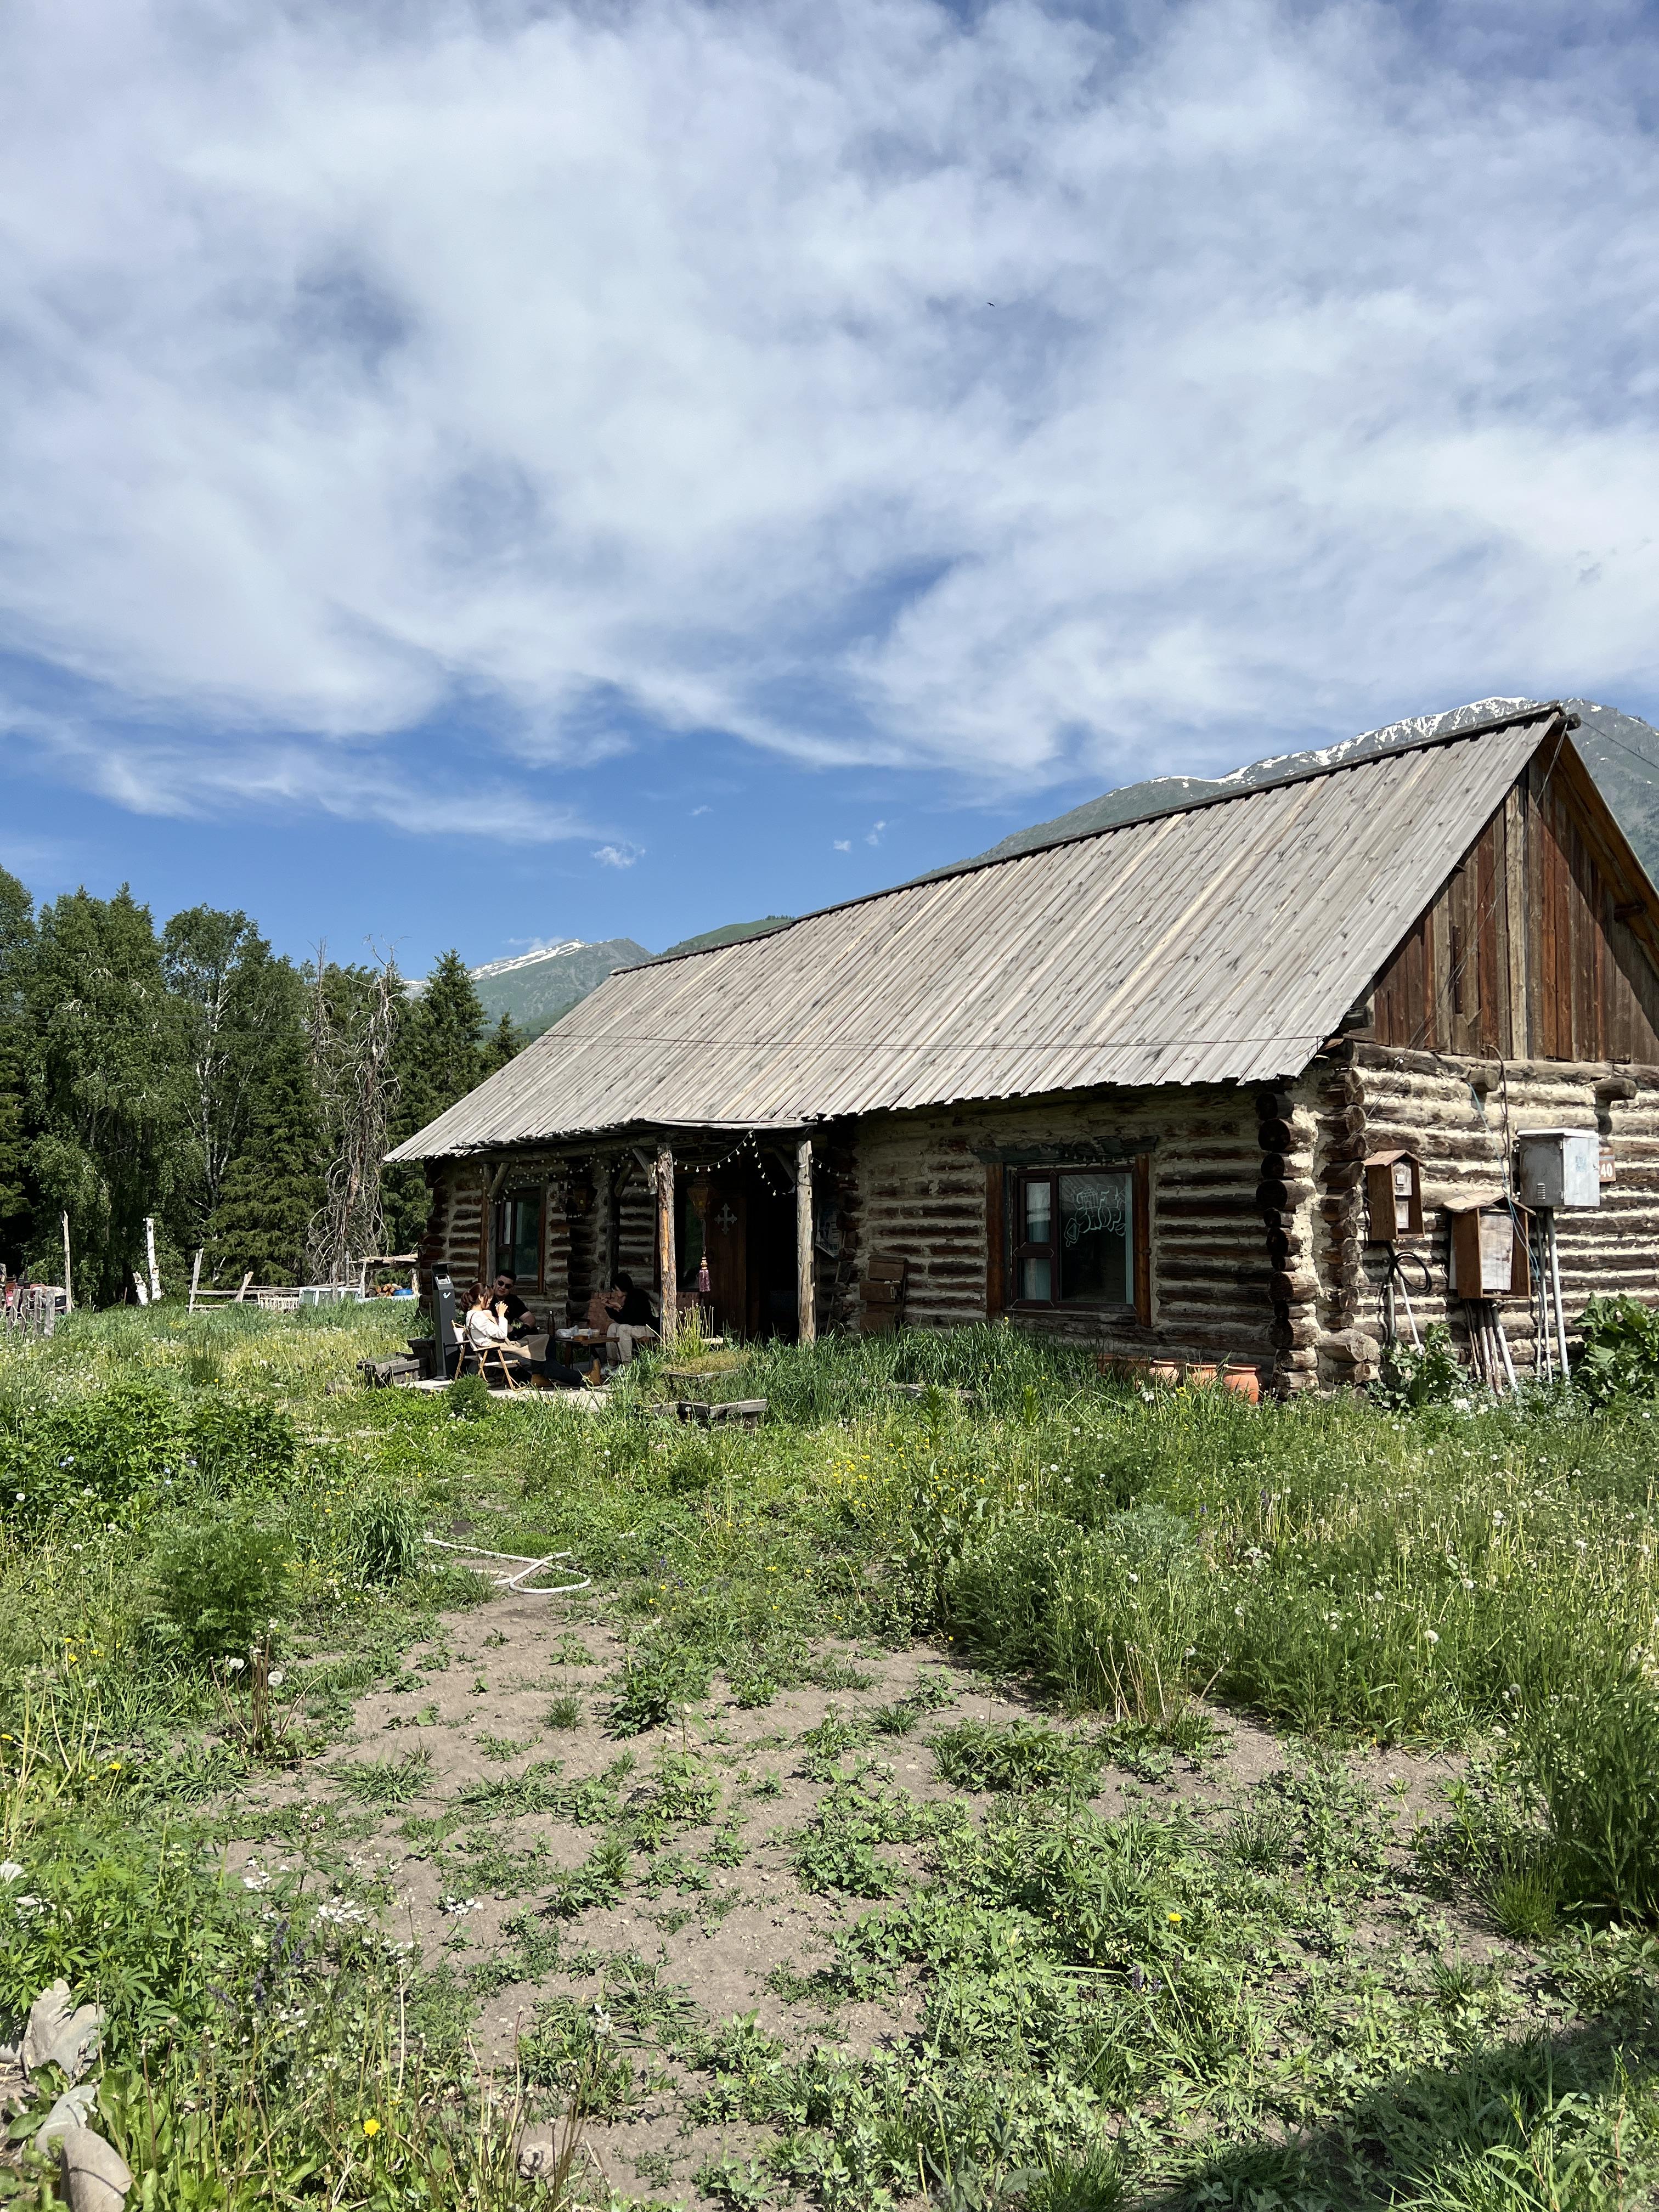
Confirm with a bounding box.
[407,951,488,1119]
[484,1010,523,1072]
[381,951,489,1257]
[209,1019,324,1286]
[0,867,36,1271]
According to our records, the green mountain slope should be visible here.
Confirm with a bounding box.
[468,937,650,1039]
[654,916,794,962]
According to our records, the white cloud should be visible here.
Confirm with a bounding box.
[865,821,887,845]
[833,838,851,851]
[1,0,1657,828]
[592,843,642,868]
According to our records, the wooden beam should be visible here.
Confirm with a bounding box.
[61,1211,72,1313]
[597,1160,618,1287]
[796,1137,815,1346]
[189,1248,203,1312]
[984,1164,1007,1319]
[656,1139,678,1344]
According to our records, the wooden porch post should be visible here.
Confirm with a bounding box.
[597,1161,617,1287]
[796,1136,815,1346]
[656,1139,678,1344]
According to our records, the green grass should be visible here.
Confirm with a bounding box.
[4,1304,1659,2205]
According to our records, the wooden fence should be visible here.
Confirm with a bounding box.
[2,1285,62,1339]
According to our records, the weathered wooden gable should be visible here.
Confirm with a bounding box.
[1365,740,1659,1063]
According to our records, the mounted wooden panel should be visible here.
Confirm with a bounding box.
[1364,1149,1423,1242]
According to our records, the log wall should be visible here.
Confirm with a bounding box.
[1297,1042,1659,1385]
[850,1088,1285,1375]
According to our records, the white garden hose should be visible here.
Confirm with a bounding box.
[424,1537,591,1596]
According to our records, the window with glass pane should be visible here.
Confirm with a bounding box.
[499,1191,542,1286]
[1012,1166,1134,1307]
[1057,1170,1131,1304]
[1020,1176,1052,1301]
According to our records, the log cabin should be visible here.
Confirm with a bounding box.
[387,703,1659,1392]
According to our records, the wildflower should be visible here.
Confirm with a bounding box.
[0,1862,21,1883]
[363,2118,380,2137]
[1167,1911,1182,1923]
[1423,1629,1440,1646]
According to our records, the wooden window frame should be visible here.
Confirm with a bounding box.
[1000,1158,1150,1325]
[492,1187,546,1295]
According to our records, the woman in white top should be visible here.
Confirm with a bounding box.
[464,1281,588,1389]
[464,1282,510,1349]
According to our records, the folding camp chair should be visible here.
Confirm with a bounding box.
[454,1336,534,1391]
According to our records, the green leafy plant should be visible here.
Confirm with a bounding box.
[188,1391,298,1491]
[145,1515,291,1664]
[445,1372,492,1420]
[1526,1657,1659,1918]
[606,1644,711,1736]
[1373,1323,1470,1409]
[929,1718,1102,1794]
[1575,1293,1659,1404]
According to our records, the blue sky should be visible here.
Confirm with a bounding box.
[4,0,1658,971]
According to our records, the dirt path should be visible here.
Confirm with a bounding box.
[225,1585,1476,2209]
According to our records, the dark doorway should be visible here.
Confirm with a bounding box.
[679,1159,797,1340]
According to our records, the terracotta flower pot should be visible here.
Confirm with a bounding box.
[1147,1359,1182,1389]
[1222,1362,1261,1404]
[1184,1361,1219,1387]
[1096,1352,1148,1380]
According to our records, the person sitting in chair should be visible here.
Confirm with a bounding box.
[605,1271,659,1365]
[469,1281,589,1390]
[492,1272,535,1336]
[613,1271,656,1327]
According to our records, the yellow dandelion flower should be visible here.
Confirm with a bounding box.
[363,2117,380,2137]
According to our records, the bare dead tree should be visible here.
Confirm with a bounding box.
[305,945,401,1285]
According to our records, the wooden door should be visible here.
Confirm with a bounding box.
[703,1182,747,1336]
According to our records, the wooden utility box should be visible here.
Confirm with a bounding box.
[860,1251,909,1335]
[1364,1149,1423,1242]
[1446,1196,1530,1297]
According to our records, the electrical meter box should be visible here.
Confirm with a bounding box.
[1514,1129,1602,1210]
[1446,1195,1530,1297]
[1364,1149,1423,1241]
